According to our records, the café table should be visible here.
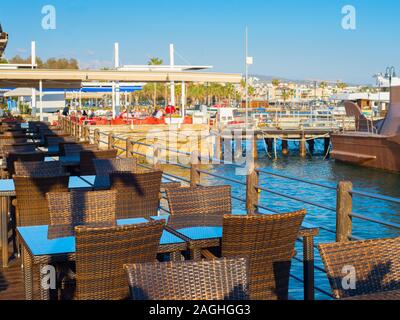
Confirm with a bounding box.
[152,214,319,301]
[0,176,94,267]
[17,218,187,300]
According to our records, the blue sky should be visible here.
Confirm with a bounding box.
[1,0,399,84]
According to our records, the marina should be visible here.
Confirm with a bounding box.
[1,0,400,306]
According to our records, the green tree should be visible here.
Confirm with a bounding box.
[319,81,328,99]
[272,79,280,87]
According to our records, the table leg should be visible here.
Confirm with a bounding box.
[22,245,33,300]
[1,196,9,268]
[303,235,315,301]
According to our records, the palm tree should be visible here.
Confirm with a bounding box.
[148,57,163,108]
[336,81,348,91]
[272,79,280,87]
[319,81,328,99]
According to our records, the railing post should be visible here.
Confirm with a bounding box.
[153,145,161,170]
[108,132,115,150]
[336,181,353,242]
[83,126,89,142]
[190,152,201,187]
[246,166,259,214]
[126,139,133,158]
[94,129,100,147]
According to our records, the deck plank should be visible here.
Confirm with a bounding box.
[0,256,24,300]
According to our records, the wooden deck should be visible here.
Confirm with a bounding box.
[0,256,24,300]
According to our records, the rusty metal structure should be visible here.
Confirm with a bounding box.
[331,85,400,172]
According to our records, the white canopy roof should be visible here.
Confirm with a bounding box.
[4,87,39,97]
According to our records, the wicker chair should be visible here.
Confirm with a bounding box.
[13,175,69,226]
[124,257,249,300]
[14,161,65,177]
[318,237,400,299]
[3,143,36,155]
[6,152,45,177]
[94,158,138,175]
[109,170,163,219]
[46,190,117,227]
[221,210,306,300]
[75,221,165,300]
[63,143,98,157]
[166,185,232,229]
[80,149,118,175]
[0,136,28,158]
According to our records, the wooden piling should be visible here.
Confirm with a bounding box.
[336,181,353,242]
[253,134,258,160]
[282,139,289,156]
[307,139,315,155]
[299,132,307,158]
[324,137,331,157]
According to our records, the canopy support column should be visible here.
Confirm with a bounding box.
[39,80,43,121]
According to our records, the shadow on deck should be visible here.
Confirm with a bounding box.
[0,256,24,300]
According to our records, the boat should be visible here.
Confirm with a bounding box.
[331,85,400,172]
[0,23,8,57]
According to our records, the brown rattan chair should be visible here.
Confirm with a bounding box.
[6,152,45,177]
[63,143,98,157]
[46,190,117,227]
[221,211,306,300]
[165,185,232,229]
[109,170,162,219]
[124,257,249,300]
[3,143,36,155]
[14,161,65,177]
[13,175,69,226]
[318,237,400,300]
[0,136,28,158]
[80,149,118,175]
[94,158,138,175]
[75,221,164,300]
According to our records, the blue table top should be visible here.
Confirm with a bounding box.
[151,212,315,241]
[17,218,185,256]
[0,176,93,193]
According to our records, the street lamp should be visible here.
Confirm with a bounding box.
[385,66,396,87]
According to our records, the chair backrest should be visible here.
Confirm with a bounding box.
[46,190,117,226]
[13,175,70,226]
[93,158,138,189]
[222,210,306,300]
[6,152,45,177]
[14,161,65,177]
[94,158,138,176]
[124,258,249,300]
[166,185,232,228]
[318,237,400,299]
[0,136,27,157]
[80,149,118,175]
[63,143,98,157]
[75,221,164,300]
[109,170,162,219]
[3,143,36,155]
[47,136,77,147]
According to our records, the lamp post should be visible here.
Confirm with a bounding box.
[385,66,396,87]
[245,27,253,129]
